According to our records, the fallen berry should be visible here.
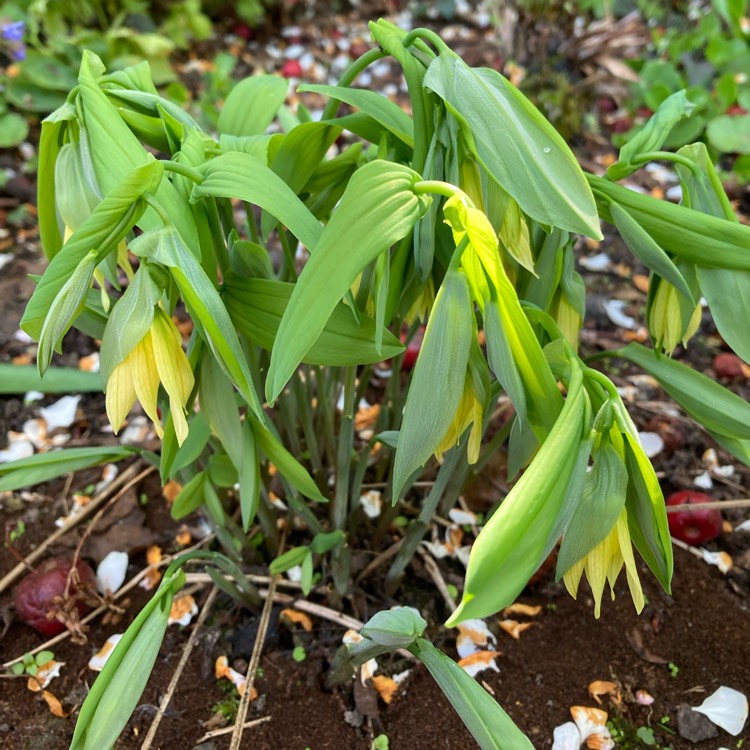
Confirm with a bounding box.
[665,490,723,545]
[401,327,424,371]
[280,59,303,78]
[13,557,96,636]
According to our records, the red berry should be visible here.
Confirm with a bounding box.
[713,352,746,381]
[665,490,722,545]
[280,60,303,78]
[13,556,96,635]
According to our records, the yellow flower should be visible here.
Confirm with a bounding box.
[562,507,644,618]
[648,279,701,355]
[435,377,483,464]
[105,308,194,444]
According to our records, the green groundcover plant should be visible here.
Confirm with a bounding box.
[4,19,750,750]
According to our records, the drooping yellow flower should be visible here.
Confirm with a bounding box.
[562,507,644,618]
[648,278,701,355]
[435,377,483,464]
[105,308,194,444]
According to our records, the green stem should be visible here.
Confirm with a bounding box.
[401,27,451,56]
[631,151,700,176]
[413,180,475,207]
[279,228,298,282]
[321,48,387,120]
[161,160,205,184]
[293,370,323,476]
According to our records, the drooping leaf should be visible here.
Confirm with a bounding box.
[192,151,323,252]
[0,364,103,394]
[265,160,429,401]
[424,54,601,238]
[448,361,589,624]
[298,84,414,146]
[614,343,750,439]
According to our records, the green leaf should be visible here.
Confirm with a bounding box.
[0,365,102,394]
[424,54,601,238]
[130,226,264,421]
[309,529,345,555]
[614,343,750,439]
[0,112,29,148]
[556,442,628,576]
[218,75,289,136]
[0,447,135,492]
[392,269,472,501]
[269,546,310,574]
[588,174,750,270]
[623,433,673,592]
[674,143,750,364]
[298,84,414,147]
[170,472,208,519]
[448,361,588,624]
[21,160,163,345]
[252,418,327,503]
[266,160,428,401]
[70,572,184,750]
[608,90,695,180]
[223,277,404,365]
[99,264,164,382]
[37,250,98,374]
[167,413,212,477]
[360,607,427,649]
[609,202,694,303]
[38,103,77,258]
[707,114,750,155]
[192,151,323,252]
[409,638,534,750]
[199,354,260,529]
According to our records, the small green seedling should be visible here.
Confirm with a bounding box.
[10,650,55,677]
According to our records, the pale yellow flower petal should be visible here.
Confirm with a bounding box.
[615,511,644,613]
[105,358,137,433]
[131,334,162,436]
[151,310,194,445]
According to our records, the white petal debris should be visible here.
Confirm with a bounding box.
[693,686,748,736]
[552,722,582,750]
[602,299,637,330]
[88,634,123,671]
[359,490,382,519]
[578,253,611,272]
[637,431,664,458]
[456,619,496,659]
[0,432,34,463]
[448,508,478,526]
[457,650,501,677]
[39,395,81,431]
[96,551,128,595]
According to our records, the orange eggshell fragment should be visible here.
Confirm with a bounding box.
[503,603,542,617]
[280,608,313,631]
[371,675,399,704]
[588,680,620,705]
[498,619,535,640]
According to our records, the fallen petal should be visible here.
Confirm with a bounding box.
[360,657,378,683]
[449,508,478,526]
[96,551,128,595]
[40,395,81,431]
[571,706,609,741]
[693,686,748,735]
[0,432,34,463]
[638,431,664,458]
[360,490,382,519]
[636,689,655,706]
[603,299,637,330]
[88,634,123,671]
[693,471,713,490]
